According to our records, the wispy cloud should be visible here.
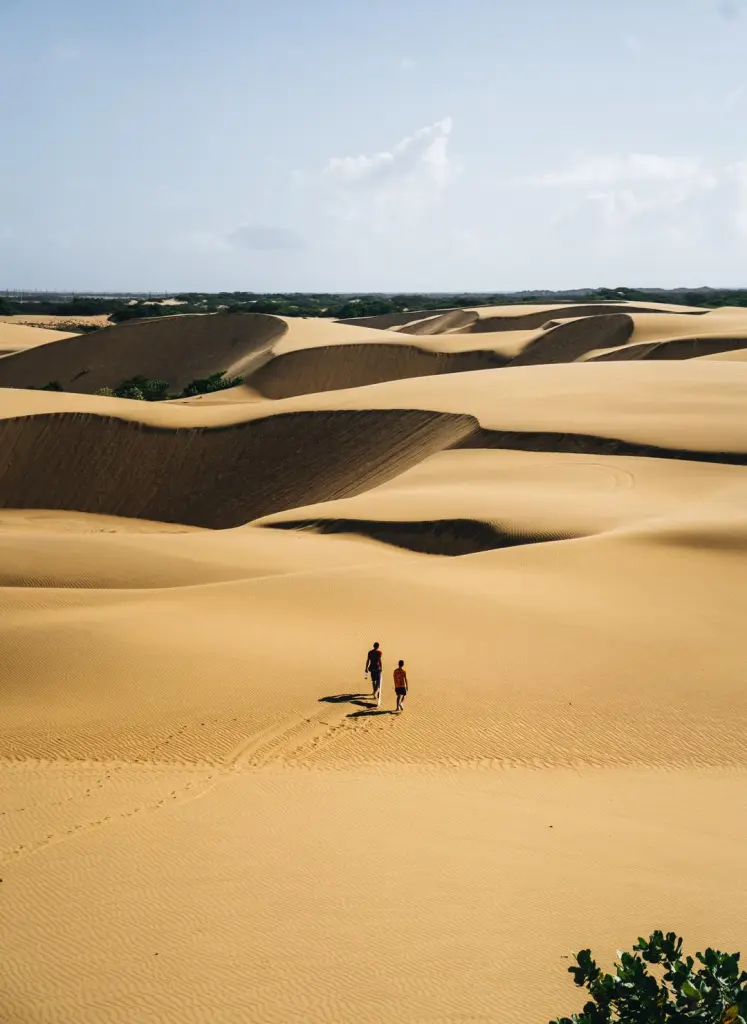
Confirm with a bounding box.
[530,153,715,189]
[298,118,457,232]
[525,149,747,249]
[400,57,417,70]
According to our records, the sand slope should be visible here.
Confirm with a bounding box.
[0,312,287,393]
[0,320,79,356]
[1,302,746,1024]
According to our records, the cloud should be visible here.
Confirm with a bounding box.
[530,153,715,190]
[299,119,456,233]
[526,152,719,238]
[400,57,417,70]
[717,0,740,20]
[523,149,747,257]
[227,225,303,250]
[319,118,453,185]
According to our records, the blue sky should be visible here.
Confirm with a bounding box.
[3,0,747,291]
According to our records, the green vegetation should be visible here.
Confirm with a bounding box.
[180,371,243,396]
[551,931,747,1024]
[24,381,63,391]
[93,372,242,401]
[5,286,747,326]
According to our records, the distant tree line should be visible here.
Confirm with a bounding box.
[5,287,747,326]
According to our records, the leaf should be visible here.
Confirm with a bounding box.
[680,978,701,1000]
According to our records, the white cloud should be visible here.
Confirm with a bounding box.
[531,153,715,189]
[299,119,457,233]
[400,57,417,70]
[526,152,719,239]
[525,148,747,258]
[319,117,453,185]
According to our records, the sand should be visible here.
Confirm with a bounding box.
[0,320,80,356]
[1,302,746,1023]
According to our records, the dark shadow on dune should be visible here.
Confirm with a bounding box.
[337,304,707,333]
[454,429,747,466]
[264,517,563,556]
[469,305,706,334]
[507,314,634,366]
[246,343,509,399]
[0,408,476,528]
[586,336,747,362]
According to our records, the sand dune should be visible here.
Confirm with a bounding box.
[2,360,746,527]
[0,312,111,329]
[255,448,747,551]
[0,311,287,393]
[0,320,79,356]
[337,299,705,330]
[2,302,746,1023]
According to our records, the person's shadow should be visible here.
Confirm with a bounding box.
[346,708,394,717]
[319,693,392,714]
[319,693,372,709]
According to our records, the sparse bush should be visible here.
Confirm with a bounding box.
[180,372,243,396]
[89,371,243,402]
[113,375,170,401]
[551,931,747,1024]
[116,385,145,400]
[68,323,101,334]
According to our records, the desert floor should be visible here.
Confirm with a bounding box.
[1,302,746,1023]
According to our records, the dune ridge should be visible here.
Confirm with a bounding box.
[0,407,475,527]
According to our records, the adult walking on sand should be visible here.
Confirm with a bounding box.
[394,660,408,713]
[365,642,383,707]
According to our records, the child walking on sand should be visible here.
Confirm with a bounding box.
[393,660,408,713]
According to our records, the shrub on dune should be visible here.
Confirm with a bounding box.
[551,931,747,1023]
